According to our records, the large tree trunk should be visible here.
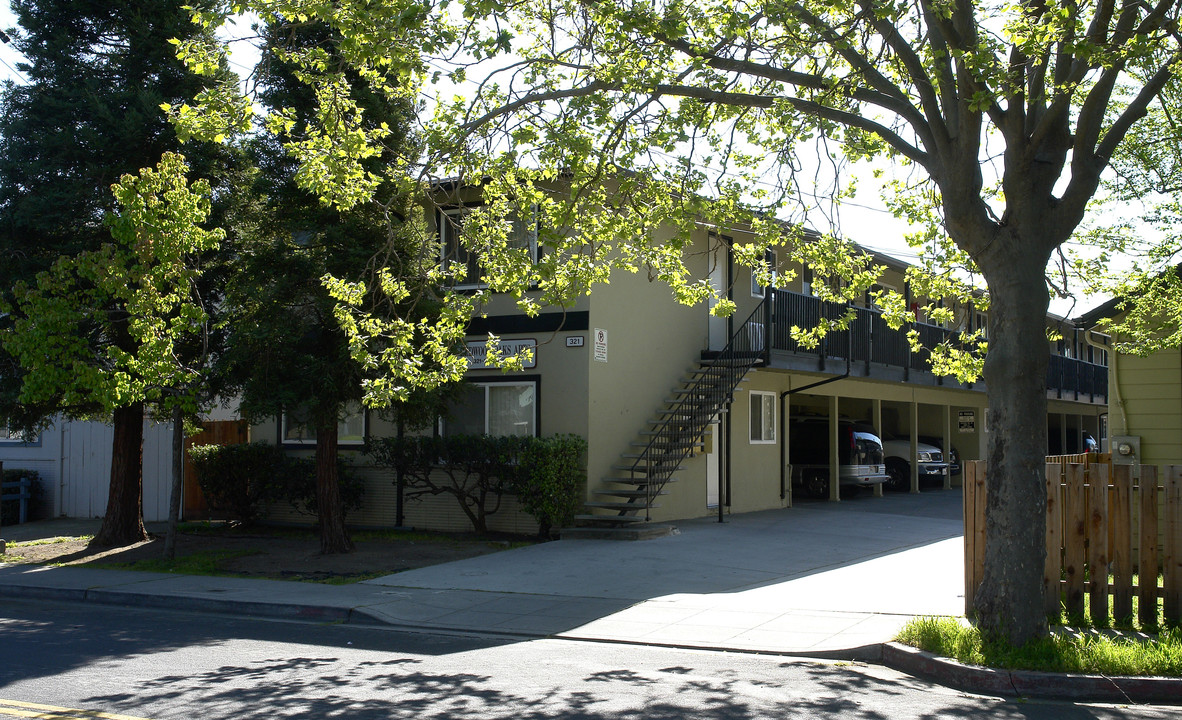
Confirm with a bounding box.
[973,244,1053,645]
[91,402,148,547]
[315,422,353,554]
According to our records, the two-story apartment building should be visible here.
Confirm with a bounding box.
[249,189,1109,535]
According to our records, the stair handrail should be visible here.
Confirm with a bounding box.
[629,297,770,517]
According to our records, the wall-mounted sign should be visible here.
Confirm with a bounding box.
[958,410,976,433]
[593,328,608,363]
[466,338,537,369]
[565,335,584,347]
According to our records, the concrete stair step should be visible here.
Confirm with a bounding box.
[584,501,660,510]
[573,513,648,524]
[595,488,670,498]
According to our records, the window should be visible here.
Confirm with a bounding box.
[749,391,776,444]
[751,250,777,298]
[0,425,39,446]
[439,206,538,287]
[283,403,367,445]
[442,380,537,437]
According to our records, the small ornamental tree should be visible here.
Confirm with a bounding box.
[0,0,231,548]
[3,153,223,547]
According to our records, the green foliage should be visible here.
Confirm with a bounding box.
[898,617,1182,677]
[190,442,288,524]
[190,441,365,523]
[272,455,366,520]
[3,153,222,417]
[366,434,518,533]
[366,433,586,534]
[1,469,44,525]
[514,434,588,539]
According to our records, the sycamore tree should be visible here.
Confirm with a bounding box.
[175,0,1182,644]
[3,154,223,547]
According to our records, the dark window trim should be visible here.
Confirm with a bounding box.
[467,312,589,335]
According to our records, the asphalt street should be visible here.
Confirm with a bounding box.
[2,599,1179,720]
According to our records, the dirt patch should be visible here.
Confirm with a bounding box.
[1,525,527,583]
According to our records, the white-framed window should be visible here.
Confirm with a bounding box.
[0,425,39,446]
[749,391,776,444]
[439,206,539,288]
[751,250,778,298]
[442,379,538,437]
[282,402,367,446]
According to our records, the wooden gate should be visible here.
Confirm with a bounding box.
[183,420,249,520]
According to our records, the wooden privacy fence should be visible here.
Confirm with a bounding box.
[183,420,249,519]
[964,455,1182,627]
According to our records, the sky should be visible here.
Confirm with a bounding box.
[0,4,1109,319]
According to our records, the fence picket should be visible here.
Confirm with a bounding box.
[1139,465,1159,629]
[964,460,979,615]
[1165,466,1182,626]
[1064,464,1088,619]
[1111,464,1134,623]
[1045,463,1063,618]
[1087,462,1109,623]
[972,461,986,613]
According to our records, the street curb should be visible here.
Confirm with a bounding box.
[0,584,354,625]
[5,580,1180,705]
[881,642,1182,705]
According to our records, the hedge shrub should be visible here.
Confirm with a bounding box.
[367,434,586,537]
[189,442,363,524]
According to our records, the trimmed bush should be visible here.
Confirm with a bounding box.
[367,433,586,536]
[189,442,365,525]
[190,442,287,524]
[271,455,365,519]
[515,434,587,539]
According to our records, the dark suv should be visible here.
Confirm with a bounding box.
[788,416,889,498]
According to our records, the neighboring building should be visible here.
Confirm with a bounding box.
[0,418,177,522]
[248,191,1109,533]
[1076,299,1180,469]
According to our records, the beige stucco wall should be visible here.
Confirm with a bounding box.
[585,229,714,522]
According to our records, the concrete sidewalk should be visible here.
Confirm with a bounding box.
[0,489,965,658]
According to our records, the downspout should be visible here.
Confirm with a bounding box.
[723,241,734,517]
[1083,330,1126,435]
[779,354,852,500]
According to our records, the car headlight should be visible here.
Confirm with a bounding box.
[917,451,932,462]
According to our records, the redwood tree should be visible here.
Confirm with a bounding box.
[216,19,419,554]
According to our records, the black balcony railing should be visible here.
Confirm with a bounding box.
[768,288,1107,397]
[1047,353,1109,398]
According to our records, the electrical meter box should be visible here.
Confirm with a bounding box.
[1110,435,1140,465]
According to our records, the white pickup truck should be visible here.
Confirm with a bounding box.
[881,435,950,491]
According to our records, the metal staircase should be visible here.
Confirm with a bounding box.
[576,299,770,529]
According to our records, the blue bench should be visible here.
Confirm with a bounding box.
[1,476,32,525]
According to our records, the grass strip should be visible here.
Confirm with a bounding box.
[897,616,1182,677]
[88,549,258,576]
